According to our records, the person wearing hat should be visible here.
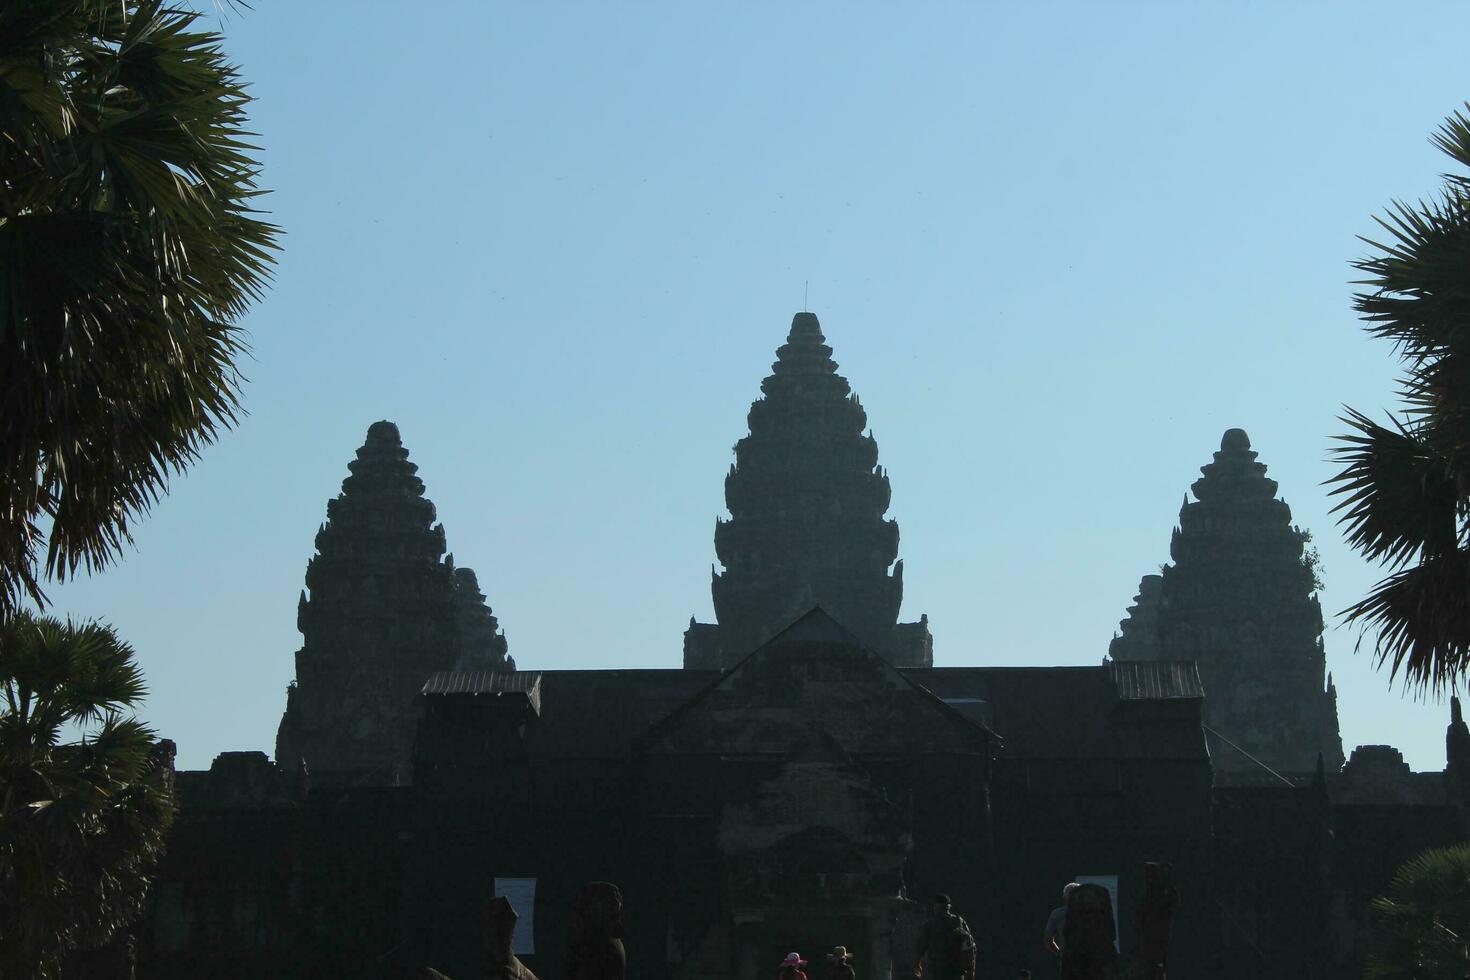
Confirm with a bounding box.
[825,946,856,980]
[913,894,976,980]
[778,951,810,980]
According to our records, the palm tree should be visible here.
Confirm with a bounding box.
[0,0,280,617]
[1330,106,1470,693]
[0,612,176,978]
[1365,844,1470,980]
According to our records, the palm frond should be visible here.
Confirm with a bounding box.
[0,611,175,975]
[1365,843,1470,980]
[1336,105,1470,693]
[1328,409,1460,566]
[1340,549,1470,694]
[0,0,279,618]
[1431,105,1470,179]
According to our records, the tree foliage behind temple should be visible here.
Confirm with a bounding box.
[1365,843,1470,980]
[0,0,279,617]
[0,612,176,979]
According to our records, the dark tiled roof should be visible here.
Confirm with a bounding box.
[1110,660,1204,700]
[636,637,998,758]
[420,659,1203,764]
[1212,769,1315,789]
[422,670,543,714]
[1215,768,1452,807]
[903,666,1117,759]
[525,669,717,757]
[1332,771,1450,806]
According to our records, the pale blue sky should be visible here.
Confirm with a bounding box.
[46,2,1470,770]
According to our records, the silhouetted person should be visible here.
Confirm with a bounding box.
[1061,883,1117,980]
[1134,863,1179,980]
[567,882,625,980]
[1044,883,1079,960]
[825,946,856,980]
[913,894,976,980]
[778,951,810,980]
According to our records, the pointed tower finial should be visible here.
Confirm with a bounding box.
[786,310,825,345]
[366,419,402,446]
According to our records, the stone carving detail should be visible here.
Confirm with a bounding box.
[685,733,915,980]
[1111,429,1343,773]
[275,421,511,784]
[684,313,931,668]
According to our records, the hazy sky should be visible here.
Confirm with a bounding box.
[45,2,1470,770]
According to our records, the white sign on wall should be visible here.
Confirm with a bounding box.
[493,877,537,955]
[1075,874,1120,951]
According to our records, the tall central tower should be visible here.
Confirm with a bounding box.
[684,312,932,668]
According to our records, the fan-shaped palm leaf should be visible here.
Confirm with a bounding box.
[0,611,175,978]
[0,0,279,618]
[1332,105,1470,692]
[1365,844,1470,979]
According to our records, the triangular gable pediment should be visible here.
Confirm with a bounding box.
[756,606,868,647]
[636,606,995,757]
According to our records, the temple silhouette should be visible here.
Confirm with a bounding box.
[683,312,931,668]
[277,420,513,783]
[129,312,1464,980]
[1110,427,1344,774]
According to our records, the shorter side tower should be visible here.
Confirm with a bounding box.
[275,421,511,785]
[450,566,515,672]
[684,312,931,668]
[1108,573,1163,661]
[1112,429,1343,774]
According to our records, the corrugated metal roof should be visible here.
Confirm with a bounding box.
[421,670,543,714]
[1109,660,1204,700]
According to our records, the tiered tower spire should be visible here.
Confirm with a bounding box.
[1109,573,1163,662]
[275,421,511,784]
[450,566,514,671]
[1112,429,1343,774]
[684,312,931,668]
